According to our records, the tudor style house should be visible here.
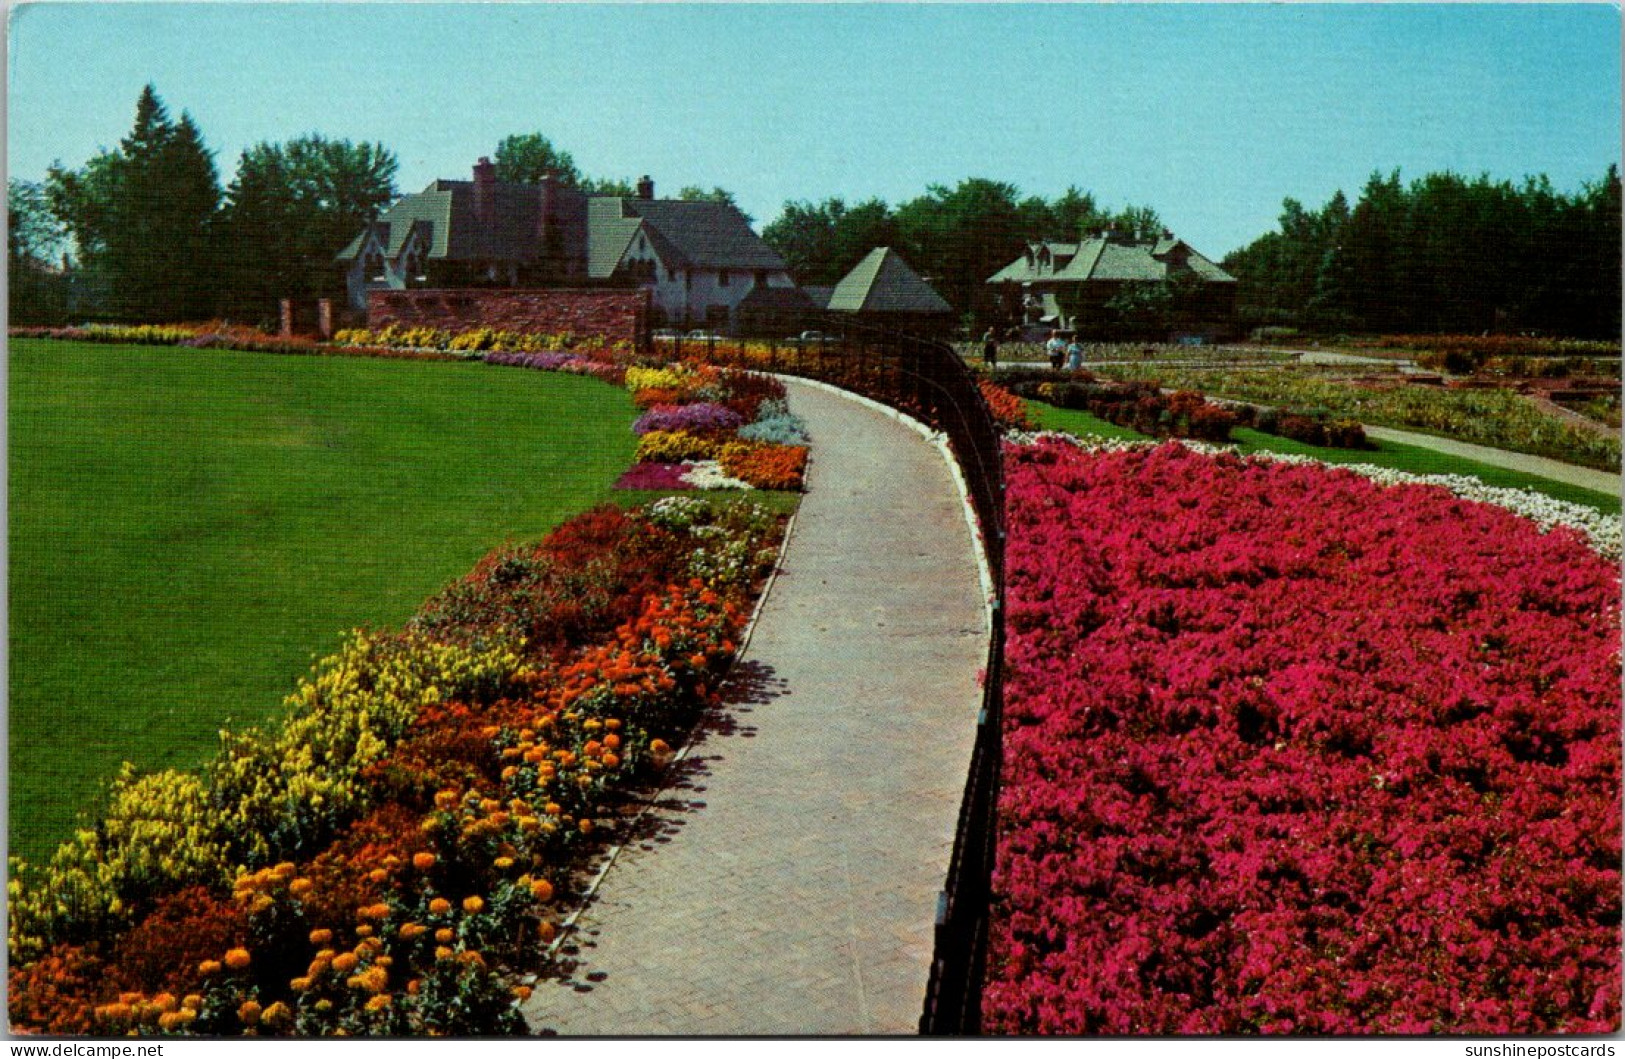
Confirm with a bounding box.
[337,160,797,332]
[986,228,1237,339]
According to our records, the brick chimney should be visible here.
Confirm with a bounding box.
[473,156,496,224]
[636,175,654,200]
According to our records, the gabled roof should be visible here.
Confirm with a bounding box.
[826,247,952,315]
[586,198,645,279]
[618,198,787,272]
[339,174,787,276]
[986,233,1236,285]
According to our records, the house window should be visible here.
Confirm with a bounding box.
[718,269,730,287]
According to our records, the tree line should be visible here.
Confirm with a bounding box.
[8,87,742,327]
[1222,167,1622,339]
[762,184,1162,324]
[16,86,1618,339]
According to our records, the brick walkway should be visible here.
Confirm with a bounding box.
[521,379,990,1036]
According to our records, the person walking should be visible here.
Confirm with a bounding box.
[1045,330,1066,371]
[1065,335,1086,371]
[982,328,999,370]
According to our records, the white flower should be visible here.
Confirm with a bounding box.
[679,461,751,491]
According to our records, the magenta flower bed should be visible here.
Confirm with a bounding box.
[987,440,1621,1035]
[613,461,694,491]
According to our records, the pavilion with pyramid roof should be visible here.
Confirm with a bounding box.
[820,247,955,334]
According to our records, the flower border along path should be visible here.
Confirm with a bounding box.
[522,376,991,1035]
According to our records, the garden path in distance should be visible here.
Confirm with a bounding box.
[522,378,989,1035]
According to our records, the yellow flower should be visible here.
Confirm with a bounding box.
[494,856,515,870]
[434,946,454,961]
[262,1002,292,1028]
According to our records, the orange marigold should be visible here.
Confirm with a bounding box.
[238,1000,262,1026]
[462,895,485,914]
[308,928,333,946]
[428,897,452,915]
[412,852,437,871]
[223,948,251,971]
[332,952,360,974]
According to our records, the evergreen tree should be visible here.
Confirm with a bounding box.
[46,85,220,321]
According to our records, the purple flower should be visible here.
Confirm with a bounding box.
[632,402,744,436]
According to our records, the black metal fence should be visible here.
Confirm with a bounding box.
[660,315,1005,1035]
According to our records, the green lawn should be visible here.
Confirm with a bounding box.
[9,340,641,862]
[1025,400,1620,515]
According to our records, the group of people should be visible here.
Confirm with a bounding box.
[979,328,1086,371]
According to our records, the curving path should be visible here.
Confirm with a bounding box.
[1360,425,1620,495]
[521,378,990,1036]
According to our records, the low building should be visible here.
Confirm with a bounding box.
[823,247,954,335]
[337,160,797,333]
[986,229,1237,339]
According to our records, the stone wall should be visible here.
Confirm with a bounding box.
[367,288,650,346]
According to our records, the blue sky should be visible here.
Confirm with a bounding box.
[7,3,1620,257]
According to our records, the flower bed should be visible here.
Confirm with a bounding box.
[614,365,807,492]
[9,499,785,1036]
[986,439,1622,1035]
[9,325,475,363]
[1090,362,1620,471]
